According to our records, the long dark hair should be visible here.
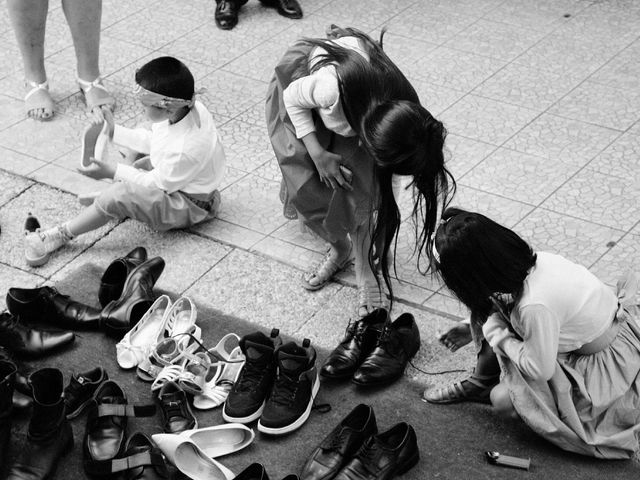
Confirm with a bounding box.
[430,208,537,318]
[301,27,456,299]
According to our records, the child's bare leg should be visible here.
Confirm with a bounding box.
[66,204,110,236]
[353,222,387,316]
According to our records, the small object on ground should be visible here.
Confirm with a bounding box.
[485,451,530,470]
[24,213,40,233]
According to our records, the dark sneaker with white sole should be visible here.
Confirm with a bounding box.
[64,366,108,419]
[258,338,319,435]
[222,328,282,424]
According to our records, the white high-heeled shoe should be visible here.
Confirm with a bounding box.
[137,296,198,381]
[193,346,245,410]
[152,424,254,480]
[116,295,172,369]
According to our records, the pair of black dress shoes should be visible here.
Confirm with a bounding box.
[301,404,419,480]
[6,247,165,339]
[321,309,421,387]
[215,0,303,30]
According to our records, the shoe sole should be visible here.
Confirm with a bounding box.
[256,371,320,436]
[222,399,266,424]
[79,121,104,170]
[25,251,50,267]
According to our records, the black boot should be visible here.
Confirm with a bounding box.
[98,247,147,308]
[6,286,102,330]
[7,368,73,480]
[100,256,165,339]
[0,312,75,358]
[0,360,17,469]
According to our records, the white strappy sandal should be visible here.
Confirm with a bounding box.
[24,80,54,121]
[137,296,199,381]
[116,295,172,369]
[193,346,245,410]
[78,76,115,112]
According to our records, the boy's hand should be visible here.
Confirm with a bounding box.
[79,158,116,180]
[133,155,152,171]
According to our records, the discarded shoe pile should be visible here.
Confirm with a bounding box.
[0,243,424,480]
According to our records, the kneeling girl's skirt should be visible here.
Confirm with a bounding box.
[500,272,640,459]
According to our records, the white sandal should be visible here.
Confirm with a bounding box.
[78,76,115,112]
[24,80,54,121]
[116,295,172,369]
[193,346,245,410]
[136,297,199,381]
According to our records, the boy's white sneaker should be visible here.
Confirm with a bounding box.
[24,226,71,267]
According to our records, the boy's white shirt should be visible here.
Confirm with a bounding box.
[283,36,409,210]
[112,101,225,195]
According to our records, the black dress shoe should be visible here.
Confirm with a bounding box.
[233,463,269,480]
[99,247,148,308]
[301,404,377,480]
[0,312,75,358]
[100,256,165,339]
[260,0,303,18]
[85,432,169,480]
[321,309,387,380]
[333,423,419,480]
[215,0,247,30]
[352,313,420,387]
[6,286,102,330]
[157,381,197,434]
[64,367,109,419]
[83,380,156,475]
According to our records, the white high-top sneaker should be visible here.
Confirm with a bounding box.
[24,226,71,267]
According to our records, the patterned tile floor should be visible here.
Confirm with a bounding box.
[0,0,639,451]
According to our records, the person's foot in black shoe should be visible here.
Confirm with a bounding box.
[301,404,377,480]
[333,423,419,480]
[64,367,108,419]
[223,329,282,424]
[260,0,303,19]
[321,309,387,380]
[352,313,420,387]
[215,0,247,30]
[157,381,197,433]
[257,338,319,435]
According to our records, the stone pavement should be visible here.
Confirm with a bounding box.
[0,0,639,467]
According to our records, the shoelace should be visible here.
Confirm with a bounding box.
[269,371,298,406]
[325,428,349,452]
[233,359,268,393]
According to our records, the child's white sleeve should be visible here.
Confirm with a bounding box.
[283,70,339,139]
[112,125,152,154]
[391,174,412,215]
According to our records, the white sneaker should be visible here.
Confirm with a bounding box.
[24,227,70,267]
